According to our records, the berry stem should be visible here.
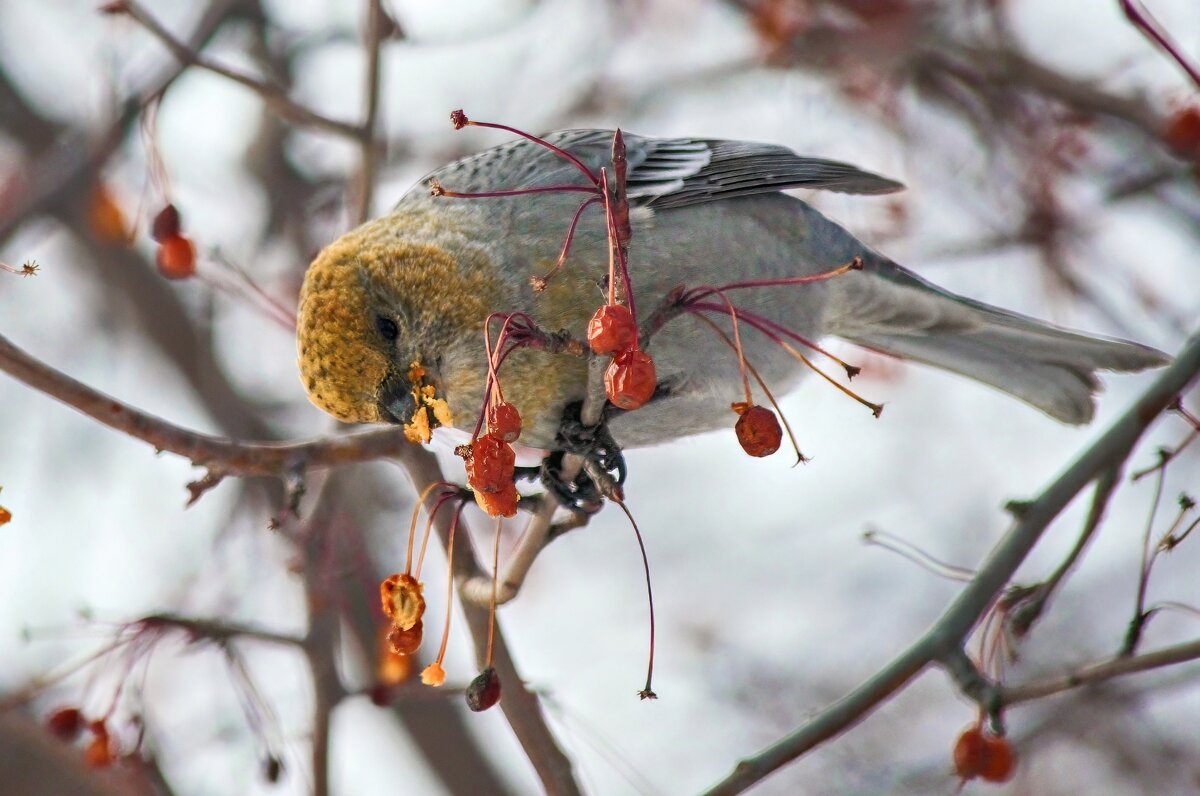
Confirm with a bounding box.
[451,111,599,184]
[486,516,502,668]
[533,196,602,290]
[431,504,467,671]
[431,182,599,200]
[614,500,657,700]
[407,481,456,574]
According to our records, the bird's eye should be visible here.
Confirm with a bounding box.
[375,315,399,342]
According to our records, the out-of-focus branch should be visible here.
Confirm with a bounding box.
[0,0,246,244]
[105,1,365,140]
[703,329,1200,796]
[352,0,385,225]
[1119,0,1200,90]
[0,330,410,486]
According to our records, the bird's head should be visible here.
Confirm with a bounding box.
[296,217,504,442]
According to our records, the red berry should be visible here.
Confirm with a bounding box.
[587,304,637,355]
[733,404,782,457]
[386,620,424,656]
[46,707,84,741]
[465,434,516,494]
[156,234,196,279]
[475,480,519,518]
[1165,106,1200,160]
[486,401,522,442]
[604,349,656,410]
[953,725,1016,783]
[465,666,501,712]
[150,203,181,243]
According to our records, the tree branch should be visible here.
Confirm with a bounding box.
[703,329,1200,796]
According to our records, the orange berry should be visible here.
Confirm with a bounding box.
[474,480,519,518]
[465,667,501,712]
[465,435,516,494]
[979,735,1016,783]
[0,506,10,526]
[150,203,181,243]
[156,234,196,280]
[486,401,522,443]
[86,185,127,244]
[421,661,446,687]
[377,627,414,685]
[45,707,84,741]
[953,726,987,780]
[83,726,116,768]
[379,573,425,630]
[604,349,657,410]
[387,620,424,656]
[587,304,637,355]
[1165,106,1200,160]
[733,403,782,457]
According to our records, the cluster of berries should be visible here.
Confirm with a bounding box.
[150,203,196,280]
[44,707,118,768]
[953,722,1016,785]
[459,401,523,518]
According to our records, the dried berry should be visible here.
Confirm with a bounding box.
[465,667,501,712]
[379,573,425,630]
[386,620,424,656]
[150,203,181,243]
[46,707,84,741]
[474,480,519,518]
[587,304,637,355]
[420,661,446,687]
[733,403,782,457]
[486,401,522,443]
[604,349,657,410]
[465,434,516,494]
[156,234,196,280]
[0,506,11,526]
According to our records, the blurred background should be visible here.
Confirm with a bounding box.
[1,0,1199,794]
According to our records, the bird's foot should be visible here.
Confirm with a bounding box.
[540,400,626,516]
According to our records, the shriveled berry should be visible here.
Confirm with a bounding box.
[587,304,637,355]
[46,707,84,741]
[151,203,181,243]
[475,480,519,518]
[156,234,196,280]
[387,620,424,655]
[421,661,446,687]
[486,401,522,442]
[465,434,516,494]
[263,754,284,783]
[604,349,656,410]
[379,573,425,630]
[733,403,782,457]
[465,667,501,712]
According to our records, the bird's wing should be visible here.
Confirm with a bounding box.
[411,130,903,207]
[620,136,904,208]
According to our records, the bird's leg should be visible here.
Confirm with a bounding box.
[540,400,627,515]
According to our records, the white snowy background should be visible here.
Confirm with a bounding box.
[2,1,1199,794]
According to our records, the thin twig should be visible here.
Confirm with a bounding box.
[1001,636,1200,705]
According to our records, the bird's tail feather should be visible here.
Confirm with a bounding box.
[826,257,1169,424]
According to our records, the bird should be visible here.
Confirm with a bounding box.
[296,129,1168,454]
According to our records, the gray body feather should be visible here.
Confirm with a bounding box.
[395,130,1167,448]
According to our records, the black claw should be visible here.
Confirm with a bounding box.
[539,400,627,514]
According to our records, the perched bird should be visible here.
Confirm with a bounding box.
[297,130,1167,451]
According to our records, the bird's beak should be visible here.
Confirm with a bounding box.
[378,361,452,443]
